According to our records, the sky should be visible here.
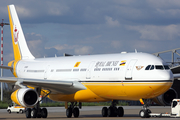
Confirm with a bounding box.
[1,0,180,76]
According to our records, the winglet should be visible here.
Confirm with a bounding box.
[7,4,35,60]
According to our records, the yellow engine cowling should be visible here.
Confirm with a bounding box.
[11,88,39,107]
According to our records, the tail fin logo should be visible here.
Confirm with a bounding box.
[13,26,19,44]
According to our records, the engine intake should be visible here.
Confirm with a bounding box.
[153,88,178,106]
[11,88,38,107]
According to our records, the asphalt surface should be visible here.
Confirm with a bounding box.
[0,106,178,120]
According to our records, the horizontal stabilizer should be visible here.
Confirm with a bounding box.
[0,65,13,70]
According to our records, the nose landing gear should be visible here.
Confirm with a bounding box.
[139,99,152,118]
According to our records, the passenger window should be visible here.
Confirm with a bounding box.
[150,65,154,70]
[155,65,164,70]
[164,65,170,70]
[145,65,151,70]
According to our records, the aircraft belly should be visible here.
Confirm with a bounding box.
[82,81,173,100]
[48,88,109,102]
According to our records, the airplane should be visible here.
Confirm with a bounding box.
[0,4,176,118]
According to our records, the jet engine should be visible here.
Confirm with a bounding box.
[11,88,38,107]
[152,88,178,106]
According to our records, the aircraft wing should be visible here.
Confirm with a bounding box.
[171,65,180,74]
[0,77,86,94]
[173,74,180,79]
[170,65,180,79]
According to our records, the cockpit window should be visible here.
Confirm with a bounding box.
[150,65,154,70]
[164,65,170,70]
[155,65,164,70]
[145,65,151,70]
[145,65,170,70]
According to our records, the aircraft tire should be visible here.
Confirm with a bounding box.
[73,107,79,118]
[37,108,42,118]
[113,107,118,117]
[117,107,124,117]
[41,108,48,118]
[37,113,42,118]
[139,109,148,118]
[146,109,151,118]
[31,108,37,118]
[102,107,108,117]
[66,108,72,118]
[107,107,113,117]
[26,108,31,118]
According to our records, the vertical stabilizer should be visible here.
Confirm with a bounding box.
[7,4,35,60]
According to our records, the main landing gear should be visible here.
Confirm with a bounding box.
[26,107,48,118]
[66,102,81,118]
[139,99,152,118]
[26,88,49,118]
[101,100,124,117]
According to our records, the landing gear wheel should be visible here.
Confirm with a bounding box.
[139,109,148,118]
[66,108,72,118]
[139,109,151,118]
[146,109,151,118]
[113,107,117,117]
[102,107,108,117]
[73,107,79,118]
[37,108,42,118]
[31,108,37,118]
[37,113,42,118]
[41,108,48,118]
[117,107,124,117]
[107,107,113,117]
[26,108,31,118]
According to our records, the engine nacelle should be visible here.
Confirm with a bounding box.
[11,88,38,107]
[152,88,178,106]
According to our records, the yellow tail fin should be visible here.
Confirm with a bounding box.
[7,5,35,60]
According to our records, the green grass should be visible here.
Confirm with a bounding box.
[0,101,9,109]
[0,100,129,109]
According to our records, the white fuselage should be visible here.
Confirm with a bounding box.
[16,52,173,82]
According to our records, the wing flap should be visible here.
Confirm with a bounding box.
[0,77,86,94]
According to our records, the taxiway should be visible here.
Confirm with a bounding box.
[0,106,176,120]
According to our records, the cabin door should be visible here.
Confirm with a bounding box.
[44,65,51,79]
[86,61,95,79]
[125,59,137,80]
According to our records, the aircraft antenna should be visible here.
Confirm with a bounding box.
[0,19,9,101]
